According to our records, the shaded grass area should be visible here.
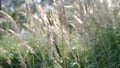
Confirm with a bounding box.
[88,27,120,68]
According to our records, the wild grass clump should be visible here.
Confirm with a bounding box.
[0,34,54,68]
[0,33,89,68]
[87,26,120,68]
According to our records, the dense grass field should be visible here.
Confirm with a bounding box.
[0,0,120,68]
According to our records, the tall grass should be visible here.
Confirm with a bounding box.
[0,0,120,68]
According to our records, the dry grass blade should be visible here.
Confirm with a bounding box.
[0,28,9,35]
[0,10,19,31]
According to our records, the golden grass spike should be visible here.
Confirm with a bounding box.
[0,10,19,31]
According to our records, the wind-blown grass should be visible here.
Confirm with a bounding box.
[0,0,120,68]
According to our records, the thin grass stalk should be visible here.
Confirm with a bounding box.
[46,22,61,68]
[35,2,56,67]
[25,0,35,33]
[15,45,26,68]
[57,0,69,67]
[0,28,9,35]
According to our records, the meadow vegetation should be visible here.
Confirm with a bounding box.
[0,0,120,68]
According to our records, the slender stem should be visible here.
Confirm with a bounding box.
[0,0,1,10]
